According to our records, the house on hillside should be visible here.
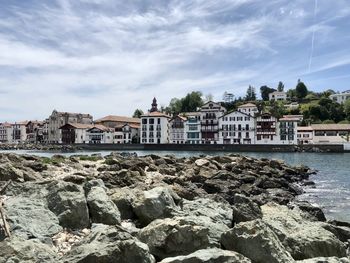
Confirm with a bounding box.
[269,91,287,101]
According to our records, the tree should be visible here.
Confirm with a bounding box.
[260,86,276,101]
[345,99,350,121]
[295,79,308,100]
[165,98,182,115]
[223,92,234,103]
[132,109,144,118]
[277,81,284,92]
[181,91,203,112]
[245,85,256,101]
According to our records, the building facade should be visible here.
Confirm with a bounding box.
[255,113,278,144]
[269,91,287,101]
[94,115,140,129]
[237,103,258,116]
[278,116,298,145]
[330,90,350,104]
[169,115,187,144]
[48,110,93,143]
[311,124,350,144]
[0,122,13,143]
[200,101,226,144]
[218,110,255,144]
[12,121,28,143]
[183,112,201,144]
[141,98,171,144]
[297,126,313,144]
[26,121,44,143]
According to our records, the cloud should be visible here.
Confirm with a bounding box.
[0,0,349,122]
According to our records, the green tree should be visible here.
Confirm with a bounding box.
[345,99,350,121]
[245,85,256,101]
[181,91,203,112]
[260,86,276,101]
[295,79,308,100]
[277,81,284,92]
[132,109,144,118]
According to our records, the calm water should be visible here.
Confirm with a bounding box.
[1,149,349,222]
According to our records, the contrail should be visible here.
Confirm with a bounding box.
[308,0,318,73]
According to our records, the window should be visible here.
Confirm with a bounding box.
[257,135,261,140]
[149,119,154,124]
[157,118,160,124]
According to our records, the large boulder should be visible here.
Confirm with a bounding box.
[0,237,57,263]
[85,180,121,225]
[159,248,251,263]
[63,224,155,263]
[133,186,178,225]
[138,217,212,260]
[109,187,137,220]
[221,219,294,263]
[5,197,62,240]
[231,194,262,223]
[261,203,347,260]
[47,181,90,229]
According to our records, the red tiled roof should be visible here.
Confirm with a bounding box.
[95,115,140,123]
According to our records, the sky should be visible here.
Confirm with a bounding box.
[0,0,350,122]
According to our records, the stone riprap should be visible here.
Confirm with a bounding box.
[0,152,349,263]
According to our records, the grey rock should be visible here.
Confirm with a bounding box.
[232,194,262,223]
[0,163,23,182]
[86,185,121,225]
[133,186,178,225]
[5,197,62,240]
[221,219,295,263]
[0,236,57,263]
[138,217,212,260]
[109,187,137,220]
[296,257,350,263]
[63,224,155,263]
[261,203,347,260]
[159,248,251,263]
[47,181,90,229]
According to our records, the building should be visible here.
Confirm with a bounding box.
[237,103,258,116]
[12,121,28,143]
[311,124,350,144]
[59,123,94,144]
[183,112,201,144]
[26,121,44,143]
[269,91,287,101]
[255,113,278,144]
[141,98,171,144]
[48,110,93,143]
[218,110,255,144]
[169,115,187,144]
[86,125,114,144]
[285,102,299,110]
[121,123,140,144]
[200,101,227,144]
[297,126,313,144]
[94,115,140,129]
[278,116,298,144]
[42,119,49,144]
[0,122,13,143]
[330,90,350,104]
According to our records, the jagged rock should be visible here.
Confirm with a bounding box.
[321,223,350,243]
[262,203,347,260]
[221,219,294,263]
[63,224,155,263]
[47,181,90,229]
[109,187,137,220]
[232,194,262,223]
[194,159,210,167]
[0,236,57,263]
[138,217,212,260]
[0,163,24,182]
[86,180,121,225]
[296,257,350,263]
[288,201,326,222]
[133,186,178,225]
[5,197,62,240]
[159,248,251,263]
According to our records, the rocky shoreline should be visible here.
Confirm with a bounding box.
[0,143,81,151]
[0,152,349,262]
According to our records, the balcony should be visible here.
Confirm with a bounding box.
[200,120,218,125]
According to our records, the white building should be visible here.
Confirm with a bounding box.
[121,123,140,144]
[12,121,28,143]
[48,110,93,143]
[200,101,227,144]
[141,98,171,144]
[329,90,350,104]
[269,91,287,101]
[169,115,187,144]
[237,103,258,116]
[0,122,13,143]
[297,126,313,144]
[255,113,278,144]
[218,111,255,144]
[278,116,298,145]
[60,123,93,144]
[183,112,201,144]
[311,124,350,144]
[87,125,114,144]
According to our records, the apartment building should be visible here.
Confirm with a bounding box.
[183,112,201,144]
[86,125,114,144]
[26,121,44,143]
[269,91,287,101]
[278,116,298,144]
[59,123,93,144]
[94,115,140,129]
[12,121,28,143]
[200,101,226,144]
[297,126,313,144]
[48,110,93,143]
[0,122,13,143]
[237,103,258,116]
[330,90,350,104]
[255,113,278,144]
[141,98,171,144]
[218,110,255,144]
[169,115,187,144]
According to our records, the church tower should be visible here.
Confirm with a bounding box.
[150,97,158,112]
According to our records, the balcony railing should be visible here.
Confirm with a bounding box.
[200,120,218,125]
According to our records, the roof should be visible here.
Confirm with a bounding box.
[238,103,257,108]
[141,111,171,118]
[59,123,94,129]
[270,91,286,95]
[297,126,313,131]
[180,112,201,117]
[95,115,140,124]
[220,109,254,119]
[311,124,350,131]
[0,122,12,127]
[279,117,300,121]
[123,123,140,129]
[87,125,113,132]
